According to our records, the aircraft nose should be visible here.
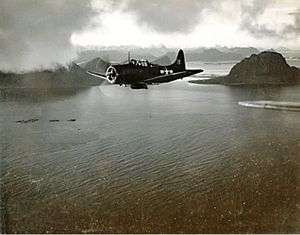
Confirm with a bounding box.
[105,66,118,83]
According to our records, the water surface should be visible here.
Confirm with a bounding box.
[0,66,300,233]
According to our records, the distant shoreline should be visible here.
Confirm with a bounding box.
[189,79,298,86]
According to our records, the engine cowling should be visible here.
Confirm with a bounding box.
[105,66,118,84]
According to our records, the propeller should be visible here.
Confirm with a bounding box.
[76,57,112,85]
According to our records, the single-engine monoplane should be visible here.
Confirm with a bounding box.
[87,49,203,89]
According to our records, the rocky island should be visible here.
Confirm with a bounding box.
[190,51,300,85]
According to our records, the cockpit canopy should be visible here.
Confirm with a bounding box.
[130,59,151,67]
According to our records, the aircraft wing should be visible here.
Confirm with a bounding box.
[144,69,203,84]
[86,71,107,80]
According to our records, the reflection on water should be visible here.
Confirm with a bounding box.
[0,83,300,233]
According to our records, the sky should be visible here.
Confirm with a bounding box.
[72,0,300,49]
[0,0,300,71]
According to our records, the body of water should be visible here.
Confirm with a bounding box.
[0,61,300,233]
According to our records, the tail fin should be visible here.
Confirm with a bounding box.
[172,49,186,71]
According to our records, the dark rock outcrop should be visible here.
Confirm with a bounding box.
[227,52,297,84]
[191,51,300,85]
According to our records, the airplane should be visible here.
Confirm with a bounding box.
[86,49,203,89]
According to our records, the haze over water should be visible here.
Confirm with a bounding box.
[0,62,300,233]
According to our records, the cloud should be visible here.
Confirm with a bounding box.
[285,10,300,35]
[240,0,279,38]
[240,0,300,39]
[0,0,97,72]
[124,0,217,34]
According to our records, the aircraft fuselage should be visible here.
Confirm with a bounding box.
[111,62,183,85]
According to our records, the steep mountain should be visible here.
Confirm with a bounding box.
[76,47,264,64]
[185,49,243,62]
[191,51,300,85]
[226,47,260,58]
[77,49,157,63]
[80,57,111,73]
[152,55,172,65]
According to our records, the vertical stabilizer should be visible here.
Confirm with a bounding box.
[172,49,186,71]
